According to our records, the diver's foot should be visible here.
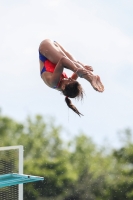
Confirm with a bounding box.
[91,75,104,92]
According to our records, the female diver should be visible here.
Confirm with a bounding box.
[39,39,104,116]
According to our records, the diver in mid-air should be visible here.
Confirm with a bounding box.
[39,39,104,116]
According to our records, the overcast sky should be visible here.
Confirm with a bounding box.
[0,0,133,147]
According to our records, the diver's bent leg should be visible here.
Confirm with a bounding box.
[50,56,78,87]
[54,56,77,74]
[39,39,67,64]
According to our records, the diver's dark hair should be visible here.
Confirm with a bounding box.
[62,81,84,117]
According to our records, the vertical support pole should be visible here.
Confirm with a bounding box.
[19,145,23,200]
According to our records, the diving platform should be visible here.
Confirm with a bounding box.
[0,173,44,188]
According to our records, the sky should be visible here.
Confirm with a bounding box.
[0,0,133,148]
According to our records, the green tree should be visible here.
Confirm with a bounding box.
[0,113,77,200]
[0,112,23,147]
[1,111,133,200]
[63,134,114,200]
[108,129,133,200]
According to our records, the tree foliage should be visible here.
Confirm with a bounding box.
[0,111,133,200]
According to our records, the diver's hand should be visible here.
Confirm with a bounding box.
[76,68,89,78]
[84,65,93,71]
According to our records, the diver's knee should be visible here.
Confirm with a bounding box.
[39,41,46,52]
[39,39,50,52]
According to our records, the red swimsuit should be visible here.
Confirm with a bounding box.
[40,52,68,88]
